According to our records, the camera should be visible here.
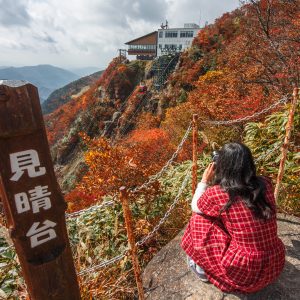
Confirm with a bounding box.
[211,150,219,163]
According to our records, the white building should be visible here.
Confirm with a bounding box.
[157,23,200,57]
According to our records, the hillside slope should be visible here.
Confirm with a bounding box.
[42,70,104,114]
[45,0,299,199]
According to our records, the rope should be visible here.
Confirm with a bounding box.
[203,95,288,126]
[136,167,191,247]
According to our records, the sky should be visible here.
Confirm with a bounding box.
[0,0,241,70]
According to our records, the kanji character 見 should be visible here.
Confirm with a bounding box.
[10,150,46,182]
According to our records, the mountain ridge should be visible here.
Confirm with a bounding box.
[0,64,80,102]
[42,70,104,114]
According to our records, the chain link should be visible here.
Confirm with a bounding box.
[0,245,13,255]
[66,196,118,219]
[203,96,288,126]
[136,168,191,247]
[254,143,282,163]
[131,123,192,194]
[68,123,192,218]
[78,251,128,276]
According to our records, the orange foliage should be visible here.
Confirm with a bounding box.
[123,128,175,175]
[188,69,275,122]
[45,57,123,145]
[136,112,161,130]
[66,129,174,211]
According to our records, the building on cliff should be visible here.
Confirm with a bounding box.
[125,23,201,60]
[125,31,158,61]
[157,23,200,56]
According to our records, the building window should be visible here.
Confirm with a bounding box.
[164,44,178,50]
[165,31,178,38]
[159,44,162,49]
[180,31,194,38]
[128,44,156,51]
[159,31,163,38]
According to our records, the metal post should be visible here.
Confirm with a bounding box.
[274,87,299,202]
[119,187,145,300]
[192,114,198,195]
[0,81,81,299]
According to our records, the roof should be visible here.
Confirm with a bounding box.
[157,27,201,31]
[125,31,157,45]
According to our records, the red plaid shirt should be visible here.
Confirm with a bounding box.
[181,177,285,293]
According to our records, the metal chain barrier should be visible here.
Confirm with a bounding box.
[77,167,191,275]
[66,198,117,219]
[136,167,191,247]
[203,95,288,126]
[254,143,282,163]
[0,244,13,254]
[131,123,192,194]
[68,123,192,218]
[78,251,128,276]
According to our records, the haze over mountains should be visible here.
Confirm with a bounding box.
[0,65,102,102]
[42,70,104,114]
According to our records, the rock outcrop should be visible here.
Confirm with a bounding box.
[143,213,300,300]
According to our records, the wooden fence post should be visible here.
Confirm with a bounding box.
[0,81,81,299]
[119,187,145,300]
[274,87,299,202]
[192,114,198,195]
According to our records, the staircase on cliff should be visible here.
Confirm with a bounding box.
[152,54,180,90]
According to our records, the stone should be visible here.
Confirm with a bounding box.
[143,213,300,300]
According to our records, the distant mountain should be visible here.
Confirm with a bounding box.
[70,67,103,77]
[42,70,103,114]
[0,65,80,102]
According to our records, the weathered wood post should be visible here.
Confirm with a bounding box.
[0,80,81,299]
[192,114,198,195]
[274,87,299,202]
[119,187,145,300]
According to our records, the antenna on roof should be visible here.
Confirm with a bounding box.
[160,20,169,29]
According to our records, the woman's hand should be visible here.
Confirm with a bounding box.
[201,162,215,184]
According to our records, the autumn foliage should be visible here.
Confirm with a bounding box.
[61,1,300,210]
[66,128,176,211]
[165,0,300,134]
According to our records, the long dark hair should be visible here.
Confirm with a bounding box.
[214,143,273,219]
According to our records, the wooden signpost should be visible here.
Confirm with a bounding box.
[0,80,81,299]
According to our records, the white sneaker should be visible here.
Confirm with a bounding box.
[187,257,208,282]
